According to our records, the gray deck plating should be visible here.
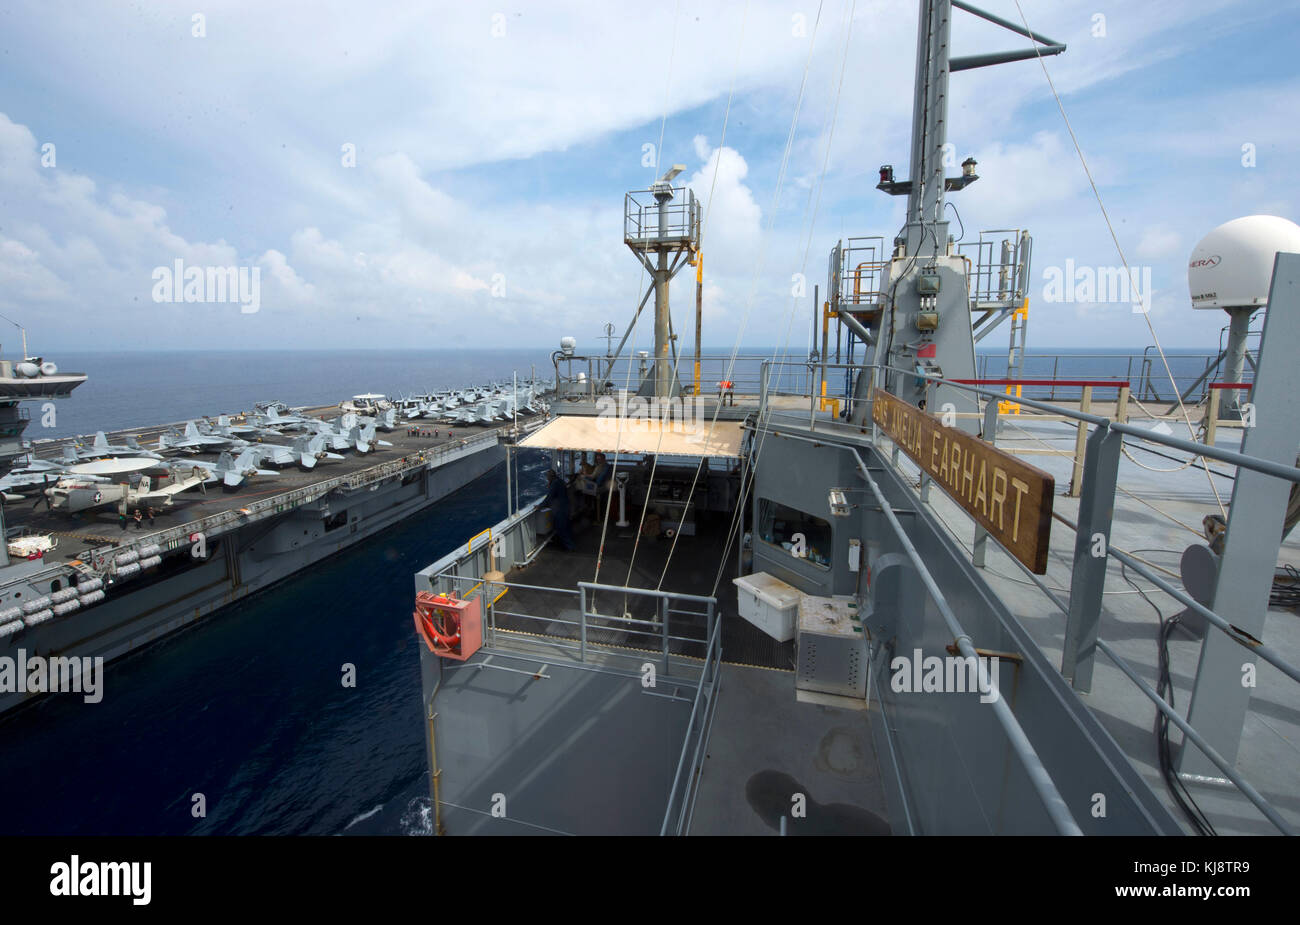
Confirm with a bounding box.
[691,663,890,835]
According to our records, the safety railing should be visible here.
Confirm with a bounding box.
[958,229,1030,310]
[973,351,1235,404]
[425,558,721,836]
[848,444,1083,835]
[623,188,701,248]
[830,236,889,310]
[875,363,1300,835]
[660,594,721,837]
[555,352,822,401]
[758,359,872,426]
[429,571,716,670]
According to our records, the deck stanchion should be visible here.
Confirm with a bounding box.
[1061,423,1122,691]
[1068,385,1092,497]
[1205,386,1221,446]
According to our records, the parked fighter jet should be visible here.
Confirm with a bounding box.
[157,422,251,453]
[354,422,393,453]
[249,401,317,430]
[365,408,398,431]
[59,431,164,462]
[89,431,164,460]
[173,448,279,489]
[203,415,282,438]
[251,435,344,470]
[1,457,129,500]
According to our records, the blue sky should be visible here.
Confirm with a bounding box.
[0,0,1296,357]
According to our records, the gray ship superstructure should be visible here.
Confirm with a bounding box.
[410,0,1300,836]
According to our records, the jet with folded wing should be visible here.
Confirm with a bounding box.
[251,435,344,470]
[176,448,279,489]
[158,421,251,454]
[80,431,165,460]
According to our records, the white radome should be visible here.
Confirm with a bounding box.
[1188,215,1300,310]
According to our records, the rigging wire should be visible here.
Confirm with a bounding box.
[589,0,685,592]
[625,0,838,596]
[658,0,854,598]
[1010,0,1227,523]
[996,414,1210,539]
[601,0,754,602]
[696,0,856,595]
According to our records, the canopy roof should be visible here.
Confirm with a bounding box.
[519,415,745,459]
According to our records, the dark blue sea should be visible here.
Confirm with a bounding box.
[0,347,1221,835]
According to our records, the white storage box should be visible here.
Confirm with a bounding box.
[733,572,802,642]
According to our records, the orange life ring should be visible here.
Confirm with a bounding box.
[427,614,461,649]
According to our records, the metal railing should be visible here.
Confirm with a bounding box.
[849,444,1083,835]
[974,351,1246,404]
[743,415,1085,834]
[830,236,888,310]
[958,229,1030,309]
[425,554,721,836]
[877,364,1300,835]
[555,353,822,401]
[623,188,701,247]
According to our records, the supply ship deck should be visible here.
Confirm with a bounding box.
[405,0,1300,838]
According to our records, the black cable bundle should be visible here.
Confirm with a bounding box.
[1121,559,1217,836]
[1271,564,1300,609]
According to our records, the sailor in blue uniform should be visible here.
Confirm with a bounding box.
[544,469,575,550]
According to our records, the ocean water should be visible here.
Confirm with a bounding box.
[0,346,1222,835]
[0,449,551,836]
[2,349,557,836]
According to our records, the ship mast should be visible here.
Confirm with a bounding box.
[845,0,1064,426]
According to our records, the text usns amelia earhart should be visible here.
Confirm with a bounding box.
[870,389,1052,573]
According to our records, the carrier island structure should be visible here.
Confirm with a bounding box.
[0,373,545,716]
[410,0,1300,836]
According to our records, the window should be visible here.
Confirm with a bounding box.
[758,499,832,569]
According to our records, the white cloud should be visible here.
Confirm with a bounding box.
[0,0,1289,353]
[1136,226,1183,260]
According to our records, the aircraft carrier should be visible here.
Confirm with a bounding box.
[0,379,546,717]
